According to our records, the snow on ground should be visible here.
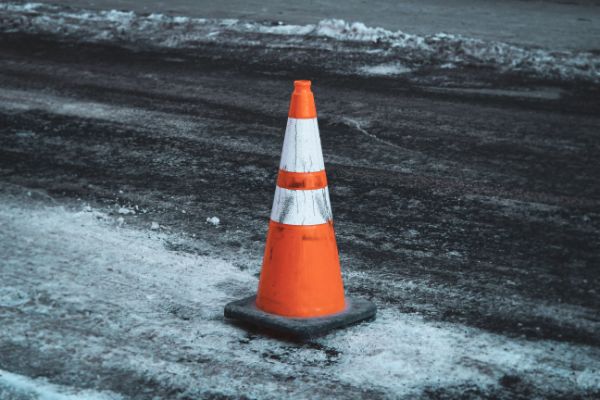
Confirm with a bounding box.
[0,369,123,400]
[28,0,600,51]
[1,2,598,82]
[1,185,599,398]
[358,63,412,76]
[206,216,220,226]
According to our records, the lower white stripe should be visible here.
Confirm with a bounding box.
[270,186,333,225]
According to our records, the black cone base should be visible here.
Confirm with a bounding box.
[224,295,376,339]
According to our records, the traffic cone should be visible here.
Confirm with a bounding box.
[224,80,376,338]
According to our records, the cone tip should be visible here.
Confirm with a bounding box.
[294,80,311,91]
[289,80,316,118]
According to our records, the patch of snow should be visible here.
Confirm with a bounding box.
[328,309,600,396]
[0,287,29,307]
[102,10,134,25]
[253,21,313,36]
[15,131,36,139]
[314,19,396,42]
[0,2,43,12]
[0,369,123,400]
[117,206,135,215]
[150,221,160,230]
[407,229,419,238]
[358,62,412,76]
[206,216,220,226]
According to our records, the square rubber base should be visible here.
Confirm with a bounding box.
[224,295,376,339]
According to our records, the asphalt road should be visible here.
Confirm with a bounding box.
[0,27,599,399]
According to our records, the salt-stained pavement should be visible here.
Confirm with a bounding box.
[1,1,599,398]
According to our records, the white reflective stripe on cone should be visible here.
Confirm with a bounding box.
[270,186,333,225]
[279,118,325,173]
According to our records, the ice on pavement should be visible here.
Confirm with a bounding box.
[0,190,599,398]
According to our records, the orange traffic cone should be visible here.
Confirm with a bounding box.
[225,80,376,338]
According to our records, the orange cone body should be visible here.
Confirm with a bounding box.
[256,80,346,318]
